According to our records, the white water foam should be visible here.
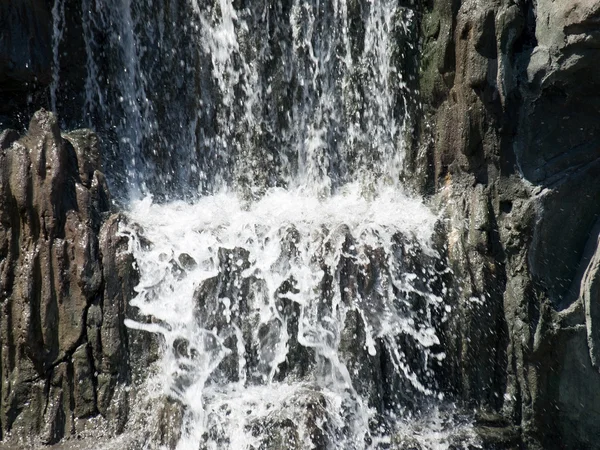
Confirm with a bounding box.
[119,185,476,449]
[56,0,485,447]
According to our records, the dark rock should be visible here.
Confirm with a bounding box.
[414,0,600,447]
[153,397,185,450]
[0,1,52,89]
[200,388,329,450]
[0,110,137,445]
[178,253,197,271]
[187,227,445,432]
[474,410,521,449]
[474,425,521,450]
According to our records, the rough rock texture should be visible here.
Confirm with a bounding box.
[411,0,600,448]
[0,110,137,446]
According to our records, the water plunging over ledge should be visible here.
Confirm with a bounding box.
[120,186,479,449]
[48,0,483,447]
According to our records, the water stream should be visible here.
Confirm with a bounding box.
[50,0,481,448]
[122,187,459,449]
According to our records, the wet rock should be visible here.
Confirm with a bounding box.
[474,410,521,449]
[256,391,328,450]
[0,110,137,445]
[391,409,482,450]
[200,388,328,450]
[178,252,197,271]
[153,397,185,449]
[188,225,446,431]
[0,2,52,90]
[414,0,600,447]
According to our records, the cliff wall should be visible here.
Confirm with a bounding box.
[411,0,600,447]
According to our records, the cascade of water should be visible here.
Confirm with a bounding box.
[50,0,65,113]
[49,0,482,447]
[79,0,151,196]
[51,0,418,199]
[51,0,202,197]
[123,188,451,449]
[188,0,416,197]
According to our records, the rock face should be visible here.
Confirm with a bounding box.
[0,0,91,134]
[412,0,600,448]
[0,110,136,446]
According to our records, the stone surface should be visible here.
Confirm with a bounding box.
[0,110,136,446]
[412,0,600,448]
[0,1,52,89]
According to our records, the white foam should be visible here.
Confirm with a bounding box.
[122,185,452,449]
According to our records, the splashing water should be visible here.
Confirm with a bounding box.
[50,0,418,198]
[49,0,481,447]
[123,186,457,449]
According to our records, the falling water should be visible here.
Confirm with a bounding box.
[50,0,65,113]
[50,0,481,448]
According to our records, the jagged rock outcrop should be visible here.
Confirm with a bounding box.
[0,110,137,446]
[413,0,600,447]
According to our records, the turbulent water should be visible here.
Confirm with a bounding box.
[51,0,481,448]
[118,188,480,449]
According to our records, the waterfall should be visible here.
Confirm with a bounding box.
[50,0,481,448]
